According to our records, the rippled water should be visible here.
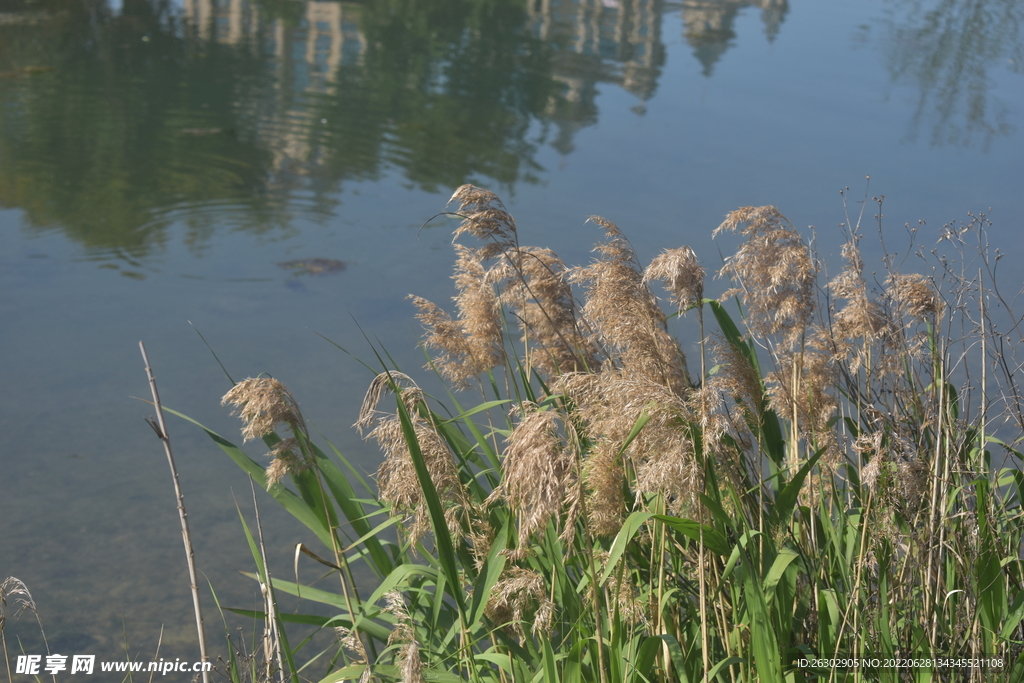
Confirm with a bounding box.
[1,0,1022,666]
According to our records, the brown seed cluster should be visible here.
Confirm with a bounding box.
[356,372,472,548]
[714,206,816,346]
[570,217,691,395]
[222,377,310,488]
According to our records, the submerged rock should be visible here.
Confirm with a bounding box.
[276,258,348,276]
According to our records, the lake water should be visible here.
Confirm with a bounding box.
[1,0,1022,667]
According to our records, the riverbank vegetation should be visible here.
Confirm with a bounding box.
[186,186,1023,682]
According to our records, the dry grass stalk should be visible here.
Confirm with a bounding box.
[571,217,691,395]
[247,479,287,683]
[493,246,600,378]
[714,206,816,346]
[448,185,518,260]
[223,377,311,490]
[486,405,577,553]
[484,568,555,642]
[141,342,210,683]
[644,245,705,314]
[356,373,470,547]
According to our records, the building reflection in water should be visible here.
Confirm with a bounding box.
[0,0,796,254]
[681,0,787,76]
[180,0,669,162]
[175,0,790,165]
[527,0,664,152]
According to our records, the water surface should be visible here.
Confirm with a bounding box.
[1,0,1022,665]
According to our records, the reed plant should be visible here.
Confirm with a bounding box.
[182,186,1024,682]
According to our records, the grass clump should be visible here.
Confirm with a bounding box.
[187,186,1024,682]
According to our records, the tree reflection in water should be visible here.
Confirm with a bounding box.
[873,0,1023,148]
[0,0,668,256]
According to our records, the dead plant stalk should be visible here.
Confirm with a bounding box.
[139,341,210,683]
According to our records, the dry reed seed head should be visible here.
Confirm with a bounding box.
[383,590,419,652]
[398,639,425,683]
[466,513,497,570]
[484,568,554,641]
[448,185,518,255]
[714,206,817,344]
[0,577,38,616]
[264,437,306,488]
[408,295,479,390]
[555,372,696,517]
[897,459,930,504]
[829,241,890,342]
[886,273,944,322]
[765,350,838,456]
[634,431,702,515]
[452,244,506,373]
[644,246,706,312]
[370,412,470,549]
[605,376,704,513]
[571,218,691,394]
[333,627,365,661]
[384,590,411,625]
[496,246,600,377]
[610,575,649,627]
[584,439,626,537]
[688,383,728,449]
[488,407,575,551]
[355,371,418,433]
[821,238,902,375]
[707,335,765,419]
[222,377,304,442]
[829,239,869,300]
[854,429,928,509]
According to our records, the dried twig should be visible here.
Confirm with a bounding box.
[138,341,210,683]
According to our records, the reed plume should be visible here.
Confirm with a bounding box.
[222,377,305,442]
[823,237,894,376]
[356,372,470,546]
[643,245,705,314]
[571,217,691,395]
[887,272,944,322]
[484,568,555,641]
[491,246,599,378]
[409,245,505,389]
[222,377,310,487]
[448,185,518,259]
[383,591,425,683]
[714,206,816,346]
[486,404,577,554]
